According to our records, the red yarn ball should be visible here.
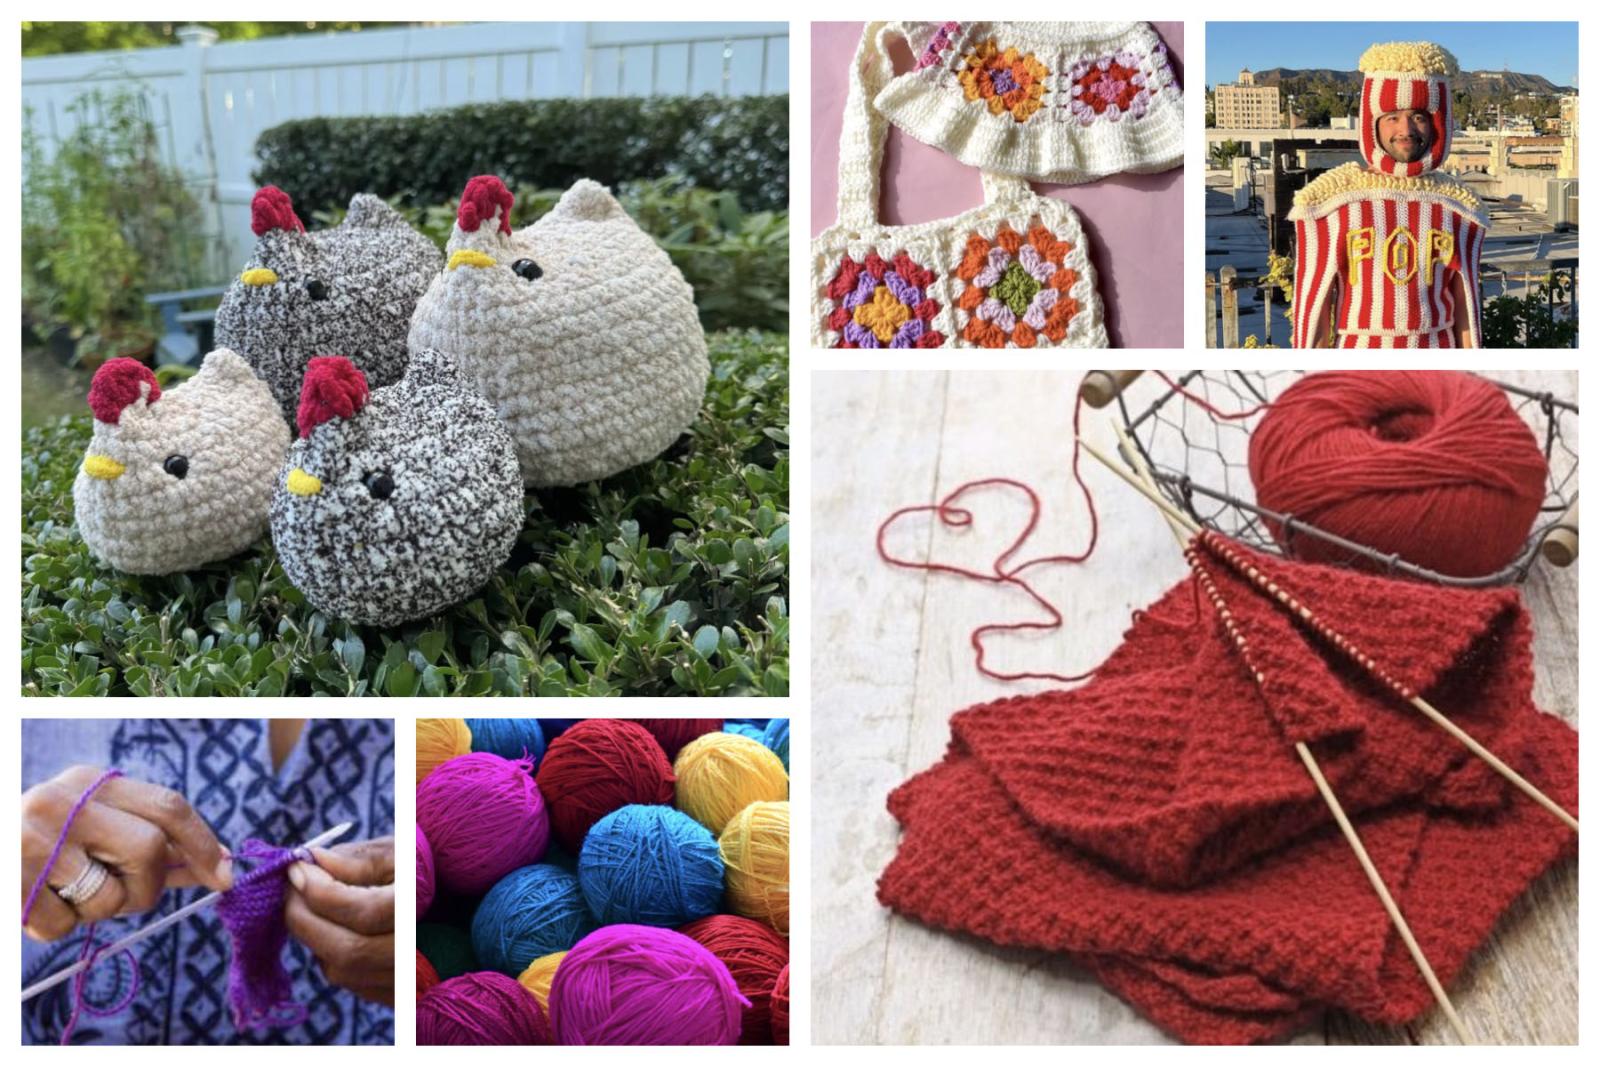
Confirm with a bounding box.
[417,950,441,998]
[296,356,369,438]
[637,719,724,761]
[251,185,305,236]
[678,915,789,1044]
[418,971,550,1045]
[87,358,161,424]
[771,964,789,1045]
[1248,371,1547,578]
[535,719,675,850]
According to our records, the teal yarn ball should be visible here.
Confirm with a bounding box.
[723,723,765,742]
[578,804,724,927]
[467,718,547,764]
[761,719,789,771]
[471,864,596,975]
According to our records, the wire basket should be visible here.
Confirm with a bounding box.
[1113,371,1579,587]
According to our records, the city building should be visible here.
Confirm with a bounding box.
[1214,68,1282,130]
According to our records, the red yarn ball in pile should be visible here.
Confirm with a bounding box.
[637,718,724,761]
[536,719,675,850]
[678,915,789,1044]
[418,971,551,1045]
[417,950,441,998]
[770,964,789,1045]
[1248,371,1547,578]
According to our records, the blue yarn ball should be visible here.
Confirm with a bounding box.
[723,723,765,742]
[725,718,771,729]
[471,864,596,976]
[578,804,724,927]
[466,718,547,764]
[761,718,789,771]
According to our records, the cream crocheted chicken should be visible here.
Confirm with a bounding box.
[73,351,290,574]
[408,176,709,487]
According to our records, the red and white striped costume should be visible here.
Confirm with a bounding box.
[1288,42,1487,348]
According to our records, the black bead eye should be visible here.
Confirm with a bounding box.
[305,279,329,301]
[163,454,188,479]
[511,259,543,281]
[364,471,394,500]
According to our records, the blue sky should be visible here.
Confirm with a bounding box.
[1206,23,1579,88]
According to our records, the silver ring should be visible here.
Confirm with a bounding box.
[56,858,110,906]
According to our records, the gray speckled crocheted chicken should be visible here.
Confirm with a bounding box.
[215,186,443,429]
[73,350,290,574]
[407,176,710,488]
[269,349,523,627]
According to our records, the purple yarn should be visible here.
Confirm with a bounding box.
[890,320,925,348]
[842,321,880,348]
[845,271,877,309]
[215,839,310,1033]
[883,269,923,309]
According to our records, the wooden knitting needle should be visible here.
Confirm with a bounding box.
[20,821,354,1003]
[1081,434,1578,835]
[1101,424,1471,1045]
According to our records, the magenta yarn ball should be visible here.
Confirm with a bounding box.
[418,971,551,1045]
[550,924,748,1045]
[418,825,436,917]
[417,752,550,896]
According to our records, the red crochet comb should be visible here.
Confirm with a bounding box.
[457,175,513,236]
[251,186,305,237]
[296,356,369,438]
[87,358,161,424]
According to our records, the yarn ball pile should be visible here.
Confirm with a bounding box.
[1247,370,1547,578]
[417,718,473,783]
[416,718,789,1044]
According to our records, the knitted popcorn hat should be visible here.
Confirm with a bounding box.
[214,187,444,428]
[269,349,523,627]
[73,350,290,575]
[1358,41,1458,177]
[408,176,710,488]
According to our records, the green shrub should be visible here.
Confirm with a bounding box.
[254,95,788,216]
[1481,272,1579,348]
[21,331,788,698]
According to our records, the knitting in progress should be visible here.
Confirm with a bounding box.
[873,21,1184,184]
[72,350,290,575]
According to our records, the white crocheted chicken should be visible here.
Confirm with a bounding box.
[407,176,710,487]
[73,351,290,574]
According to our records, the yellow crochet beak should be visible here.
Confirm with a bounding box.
[447,249,496,272]
[240,268,279,287]
[82,454,125,481]
[286,468,323,496]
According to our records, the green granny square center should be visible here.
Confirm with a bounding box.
[993,261,1041,318]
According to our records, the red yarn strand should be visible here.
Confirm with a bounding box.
[1153,371,1270,421]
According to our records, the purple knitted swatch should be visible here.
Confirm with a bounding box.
[215,839,311,1032]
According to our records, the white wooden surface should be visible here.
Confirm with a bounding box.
[811,369,1578,1045]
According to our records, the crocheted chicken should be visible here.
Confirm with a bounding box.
[879,534,1577,1043]
[214,186,443,428]
[73,351,290,574]
[408,176,710,487]
[269,350,522,627]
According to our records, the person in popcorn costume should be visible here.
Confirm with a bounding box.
[1288,42,1488,349]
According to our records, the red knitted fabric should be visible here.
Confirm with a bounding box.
[878,535,1577,1043]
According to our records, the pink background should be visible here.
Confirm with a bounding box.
[811,22,1185,348]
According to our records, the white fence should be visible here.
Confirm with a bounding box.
[22,21,789,274]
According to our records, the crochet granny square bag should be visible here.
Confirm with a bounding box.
[408,176,710,488]
[269,349,523,627]
[214,187,444,429]
[73,350,290,575]
[873,21,1183,185]
[812,22,1108,349]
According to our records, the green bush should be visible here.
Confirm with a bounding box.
[1481,273,1579,348]
[21,331,789,698]
[254,95,788,216]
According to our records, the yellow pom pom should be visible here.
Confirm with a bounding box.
[720,800,789,934]
[416,718,472,784]
[517,950,566,1013]
[1358,41,1458,77]
[674,732,788,834]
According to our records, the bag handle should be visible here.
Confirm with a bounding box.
[835,22,1032,230]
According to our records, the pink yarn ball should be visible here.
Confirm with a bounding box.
[417,753,549,896]
[418,971,551,1045]
[550,924,748,1045]
[417,825,435,917]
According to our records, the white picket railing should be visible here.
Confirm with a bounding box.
[22,21,788,274]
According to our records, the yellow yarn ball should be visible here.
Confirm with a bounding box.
[674,732,788,834]
[517,950,566,1013]
[417,718,471,784]
[720,799,789,934]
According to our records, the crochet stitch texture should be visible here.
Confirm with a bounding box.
[878,536,1578,1043]
[73,349,290,575]
[215,188,443,429]
[408,177,710,487]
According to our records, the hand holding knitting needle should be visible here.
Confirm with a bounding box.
[286,836,394,1006]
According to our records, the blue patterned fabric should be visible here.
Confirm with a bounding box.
[21,719,395,1045]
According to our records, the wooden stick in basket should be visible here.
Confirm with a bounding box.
[1078,371,1144,409]
[1542,500,1579,566]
